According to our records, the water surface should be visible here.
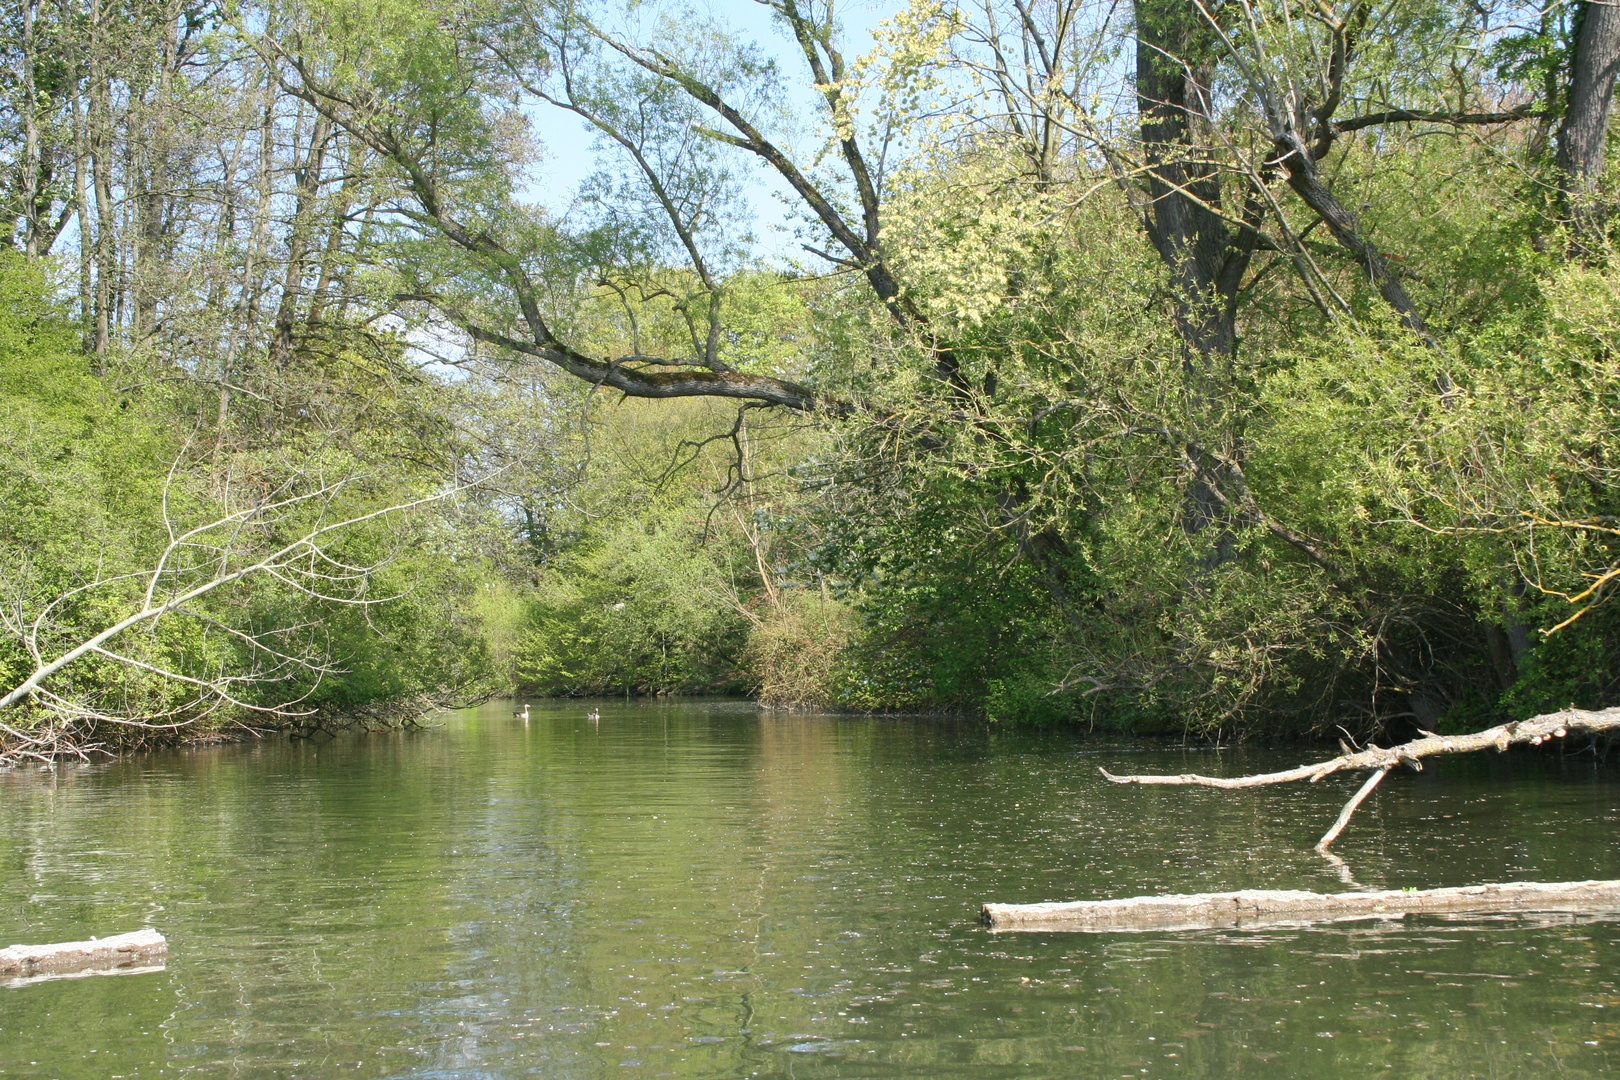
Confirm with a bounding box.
[2,700,1617,1078]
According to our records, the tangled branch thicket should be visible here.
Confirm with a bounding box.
[0,455,491,765]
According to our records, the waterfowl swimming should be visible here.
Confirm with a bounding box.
[513,703,530,720]
[587,708,601,722]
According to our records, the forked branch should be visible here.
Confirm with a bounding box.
[1100,706,1620,850]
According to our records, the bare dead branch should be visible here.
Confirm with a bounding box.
[0,457,507,764]
[1100,706,1620,849]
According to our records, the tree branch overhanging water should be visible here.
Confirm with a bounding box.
[1100,706,1620,850]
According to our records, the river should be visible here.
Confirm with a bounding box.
[2,699,1617,1078]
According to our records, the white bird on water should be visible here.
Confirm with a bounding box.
[587,708,601,722]
[513,703,530,720]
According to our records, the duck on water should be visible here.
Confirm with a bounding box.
[512,704,600,722]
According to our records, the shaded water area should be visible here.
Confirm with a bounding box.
[2,700,1619,1079]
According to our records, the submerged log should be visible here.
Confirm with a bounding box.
[982,879,1620,932]
[0,928,167,979]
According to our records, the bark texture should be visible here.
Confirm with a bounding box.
[1558,0,1620,249]
[982,880,1620,932]
[0,928,167,979]
[1136,0,1240,364]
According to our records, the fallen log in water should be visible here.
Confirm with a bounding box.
[1100,705,1620,851]
[0,928,167,980]
[982,880,1620,932]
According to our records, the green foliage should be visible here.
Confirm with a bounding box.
[514,501,750,696]
[0,252,513,754]
[0,254,176,714]
[1503,603,1620,718]
[810,474,1088,720]
[745,589,855,709]
[13,0,1620,754]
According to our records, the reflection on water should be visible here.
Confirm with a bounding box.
[1,700,1617,1079]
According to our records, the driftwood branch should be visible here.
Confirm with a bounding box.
[1100,706,1620,850]
[1315,764,1391,850]
[982,880,1620,932]
[0,929,166,982]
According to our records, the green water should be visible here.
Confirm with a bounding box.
[1,700,1618,1079]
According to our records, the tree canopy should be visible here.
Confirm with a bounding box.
[3,0,1619,757]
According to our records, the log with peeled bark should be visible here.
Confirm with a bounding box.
[1099,706,1620,851]
[982,880,1620,932]
[0,928,166,982]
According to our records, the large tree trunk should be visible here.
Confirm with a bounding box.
[269,112,332,369]
[132,5,181,338]
[1134,0,1261,542]
[304,160,359,329]
[71,92,94,340]
[1134,0,1247,370]
[18,0,43,259]
[1558,0,1620,252]
[88,0,116,364]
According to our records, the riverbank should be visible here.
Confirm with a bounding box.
[11,687,1620,770]
[0,690,480,769]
